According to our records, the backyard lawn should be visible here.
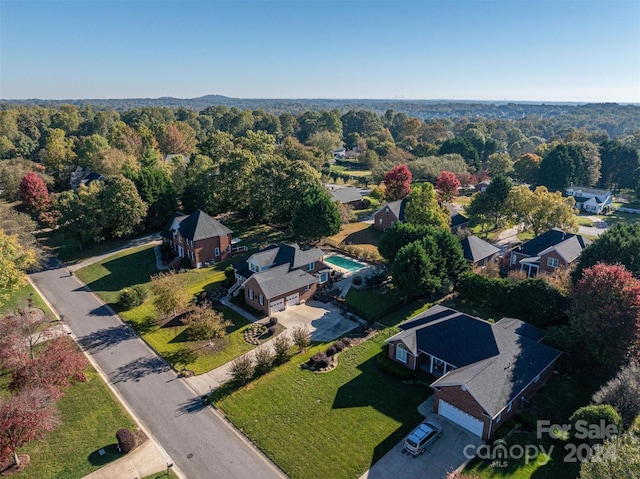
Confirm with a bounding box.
[11,370,135,479]
[344,285,404,323]
[330,164,373,178]
[324,222,383,258]
[76,245,259,374]
[213,334,431,479]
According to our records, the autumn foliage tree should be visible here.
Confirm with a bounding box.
[19,172,50,215]
[0,387,60,468]
[570,263,640,368]
[383,164,412,201]
[183,305,232,342]
[151,270,192,319]
[436,170,460,203]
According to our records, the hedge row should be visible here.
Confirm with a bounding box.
[456,272,569,329]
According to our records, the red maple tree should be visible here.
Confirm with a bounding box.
[19,172,50,215]
[383,164,412,201]
[436,170,461,202]
[0,387,60,467]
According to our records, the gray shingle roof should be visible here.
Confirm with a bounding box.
[538,235,591,263]
[252,264,318,299]
[236,243,325,280]
[161,210,232,242]
[388,306,561,418]
[460,235,500,263]
[566,186,611,196]
[510,228,589,259]
[374,198,408,221]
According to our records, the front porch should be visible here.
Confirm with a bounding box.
[418,353,456,377]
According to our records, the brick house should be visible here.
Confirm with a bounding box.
[230,243,331,315]
[386,305,560,440]
[505,228,591,277]
[373,198,468,234]
[160,210,233,268]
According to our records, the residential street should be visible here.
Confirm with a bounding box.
[29,258,285,479]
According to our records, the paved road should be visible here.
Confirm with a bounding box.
[30,258,285,479]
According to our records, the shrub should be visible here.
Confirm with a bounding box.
[309,352,330,369]
[569,405,623,442]
[116,428,137,454]
[375,353,414,380]
[267,326,276,336]
[325,345,338,356]
[333,340,345,353]
[341,337,353,347]
[517,411,539,431]
[230,355,254,385]
[352,275,363,286]
[272,335,292,364]
[268,316,278,326]
[119,285,147,309]
[253,347,274,372]
[592,362,640,429]
[291,325,311,351]
[224,266,235,287]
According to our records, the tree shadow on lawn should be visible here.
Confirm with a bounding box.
[331,355,431,466]
[342,225,383,247]
[111,356,171,383]
[82,249,158,292]
[88,444,120,466]
[78,325,135,353]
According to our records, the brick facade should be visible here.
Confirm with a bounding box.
[373,206,399,231]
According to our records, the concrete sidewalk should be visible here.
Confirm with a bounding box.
[82,440,170,479]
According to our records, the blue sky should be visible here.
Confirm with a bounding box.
[1,1,639,102]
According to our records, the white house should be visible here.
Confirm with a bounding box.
[565,186,612,214]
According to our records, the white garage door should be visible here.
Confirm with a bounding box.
[285,293,299,307]
[270,298,285,313]
[438,400,484,437]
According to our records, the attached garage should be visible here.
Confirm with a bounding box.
[270,298,285,313]
[285,293,299,307]
[437,400,485,437]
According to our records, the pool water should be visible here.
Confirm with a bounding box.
[324,255,365,272]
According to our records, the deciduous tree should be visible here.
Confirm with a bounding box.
[505,185,578,236]
[570,263,640,368]
[183,305,232,342]
[436,171,461,203]
[512,153,542,184]
[383,164,412,201]
[291,186,341,241]
[0,231,37,293]
[0,387,60,468]
[592,362,640,429]
[151,271,191,319]
[404,182,449,230]
[19,172,50,215]
[579,433,640,479]
[486,152,513,177]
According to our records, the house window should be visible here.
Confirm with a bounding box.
[507,401,512,413]
[395,344,408,364]
[510,254,517,265]
[305,284,310,292]
[378,218,382,225]
[319,272,328,283]
[249,263,258,273]
[496,413,502,423]
[259,295,264,306]
[547,257,559,268]
[248,289,254,300]
[215,247,220,257]
[307,262,314,271]
[385,208,389,215]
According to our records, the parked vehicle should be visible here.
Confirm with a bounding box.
[404,420,443,456]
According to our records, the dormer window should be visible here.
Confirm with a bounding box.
[249,262,258,273]
[307,262,314,271]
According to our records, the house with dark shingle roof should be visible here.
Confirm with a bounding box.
[373,198,468,234]
[505,228,591,277]
[230,243,331,315]
[386,305,560,440]
[160,210,233,268]
[460,235,500,266]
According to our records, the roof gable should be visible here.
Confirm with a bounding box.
[461,235,500,263]
[510,228,588,258]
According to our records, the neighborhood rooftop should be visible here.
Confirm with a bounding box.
[161,210,232,241]
[510,228,589,258]
[460,235,500,263]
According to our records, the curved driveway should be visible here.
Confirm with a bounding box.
[30,258,285,479]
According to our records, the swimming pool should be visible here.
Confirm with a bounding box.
[324,254,366,273]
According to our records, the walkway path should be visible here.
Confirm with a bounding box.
[30,258,286,479]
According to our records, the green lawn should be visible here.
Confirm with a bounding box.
[603,210,640,226]
[344,286,404,322]
[13,370,135,479]
[574,215,594,227]
[143,471,179,479]
[213,335,431,479]
[1,282,52,315]
[38,229,141,264]
[76,245,259,374]
[324,222,383,258]
[330,164,373,178]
